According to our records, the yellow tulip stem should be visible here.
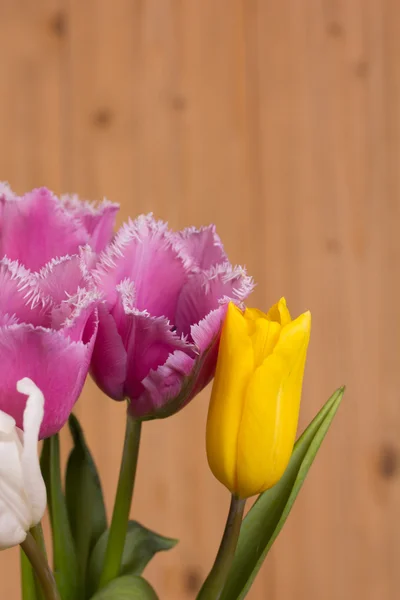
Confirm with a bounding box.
[197,494,246,600]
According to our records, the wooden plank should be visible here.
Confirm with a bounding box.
[0,1,400,599]
[0,0,63,192]
[0,0,64,598]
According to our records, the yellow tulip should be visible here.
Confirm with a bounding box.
[206,299,311,498]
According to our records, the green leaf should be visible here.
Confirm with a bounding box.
[65,413,107,588]
[220,386,345,600]
[87,521,177,597]
[89,575,158,599]
[41,435,80,600]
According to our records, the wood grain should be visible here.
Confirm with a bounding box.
[0,1,399,598]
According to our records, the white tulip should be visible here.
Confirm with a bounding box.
[0,378,47,549]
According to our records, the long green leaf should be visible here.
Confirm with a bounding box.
[89,575,158,599]
[65,414,107,590]
[220,386,345,600]
[41,435,79,600]
[87,521,177,597]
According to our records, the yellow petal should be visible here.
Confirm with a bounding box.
[271,310,311,365]
[244,307,266,328]
[249,318,281,367]
[266,297,292,326]
[235,310,311,498]
[206,303,254,493]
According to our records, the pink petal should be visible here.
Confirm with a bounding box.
[57,288,100,342]
[111,278,136,333]
[177,224,227,270]
[0,322,97,438]
[0,258,45,327]
[28,248,96,309]
[134,308,227,419]
[90,303,127,401]
[0,188,89,270]
[91,284,191,403]
[94,215,191,322]
[133,350,195,418]
[175,263,254,338]
[121,310,191,401]
[0,182,15,200]
[190,306,226,353]
[61,195,119,253]
[187,307,227,397]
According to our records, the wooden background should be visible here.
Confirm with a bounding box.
[0,1,399,598]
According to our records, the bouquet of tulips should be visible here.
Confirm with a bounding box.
[0,183,344,599]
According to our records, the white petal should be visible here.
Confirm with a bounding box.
[0,496,27,550]
[17,379,47,525]
[0,411,16,434]
[0,440,31,532]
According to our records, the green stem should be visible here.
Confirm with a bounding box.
[21,546,38,600]
[30,523,48,600]
[20,533,61,600]
[21,523,47,600]
[99,410,142,589]
[197,495,246,600]
[30,523,47,560]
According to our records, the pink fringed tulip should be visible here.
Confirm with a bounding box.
[0,183,118,270]
[91,215,254,419]
[0,257,99,438]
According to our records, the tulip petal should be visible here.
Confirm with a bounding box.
[206,303,254,493]
[90,303,128,401]
[0,324,96,438]
[0,188,89,270]
[0,502,28,549]
[175,264,254,338]
[236,311,311,497]
[266,297,291,326]
[0,427,30,548]
[111,278,136,333]
[0,182,14,200]
[177,225,227,270]
[18,379,46,525]
[61,195,119,253]
[0,259,44,326]
[130,308,224,419]
[121,311,191,404]
[183,306,228,402]
[190,306,226,353]
[28,249,95,309]
[57,289,99,343]
[244,315,281,368]
[0,411,16,434]
[94,215,191,321]
[136,350,195,418]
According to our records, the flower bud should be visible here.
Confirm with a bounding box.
[0,378,46,549]
[206,299,311,498]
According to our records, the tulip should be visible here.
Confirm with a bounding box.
[0,257,99,438]
[0,183,118,270]
[0,378,46,549]
[206,299,311,498]
[90,216,254,419]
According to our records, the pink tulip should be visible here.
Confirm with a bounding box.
[90,215,254,419]
[0,257,99,438]
[0,184,118,270]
